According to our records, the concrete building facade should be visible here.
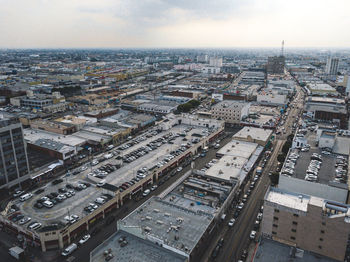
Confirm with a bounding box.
[261,187,350,261]
[211,101,250,124]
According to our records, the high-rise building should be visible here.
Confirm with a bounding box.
[267,56,285,74]
[325,57,339,75]
[209,57,223,67]
[0,115,30,189]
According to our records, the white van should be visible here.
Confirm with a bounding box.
[20,193,33,202]
[61,243,77,256]
[28,222,41,230]
[43,200,53,208]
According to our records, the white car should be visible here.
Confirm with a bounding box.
[176,167,183,172]
[151,185,158,191]
[19,217,31,225]
[79,234,91,245]
[228,218,236,227]
[143,189,151,197]
[250,230,257,240]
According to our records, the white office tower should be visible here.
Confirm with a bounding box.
[346,75,350,97]
[325,57,339,75]
[209,57,223,67]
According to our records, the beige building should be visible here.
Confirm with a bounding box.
[261,187,350,261]
[211,101,250,124]
[233,126,273,146]
[55,115,87,130]
[30,119,76,135]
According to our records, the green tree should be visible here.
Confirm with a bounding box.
[277,153,286,163]
[269,172,279,185]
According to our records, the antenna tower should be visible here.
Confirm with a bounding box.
[281,40,285,57]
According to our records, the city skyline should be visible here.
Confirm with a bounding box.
[0,0,349,49]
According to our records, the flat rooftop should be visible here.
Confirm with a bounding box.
[90,230,187,262]
[23,128,86,147]
[119,196,214,255]
[265,187,311,212]
[216,139,259,158]
[206,140,263,183]
[254,237,338,262]
[233,126,272,143]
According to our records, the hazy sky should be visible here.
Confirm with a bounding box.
[0,0,349,48]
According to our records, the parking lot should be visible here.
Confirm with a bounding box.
[8,123,218,233]
[10,178,111,231]
[80,124,212,187]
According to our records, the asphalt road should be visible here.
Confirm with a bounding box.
[57,131,237,262]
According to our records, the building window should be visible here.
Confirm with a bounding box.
[272,231,277,235]
[273,224,278,228]
[319,238,323,241]
[293,214,299,217]
[290,236,296,240]
[321,230,325,234]
[292,221,298,225]
[291,229,297,233]
[273,216,279,221]
[274,209,280,213]
[318,245,322,249]
[322,222,326,226]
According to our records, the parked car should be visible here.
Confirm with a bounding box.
[250,230,257,240]
[79,234,91,245]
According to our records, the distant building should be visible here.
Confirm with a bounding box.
[267,56,285,74]
[325,57,339,75]
[211,101,250,124]
[196,54,208,63]
[209,57,223,67]
[0,115,30,189]
[202,67,221,74]
[261,187,350,262]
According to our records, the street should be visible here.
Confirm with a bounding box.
[202,85,304,262]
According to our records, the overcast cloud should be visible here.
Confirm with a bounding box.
[0,0,349,48]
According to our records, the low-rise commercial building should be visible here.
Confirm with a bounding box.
[233,126,273,146]
[211,101,250,124]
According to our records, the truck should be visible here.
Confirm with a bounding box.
[9,246,24,260]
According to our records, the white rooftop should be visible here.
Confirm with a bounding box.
[216,139,258,158]
[233,127,273,143]
[23,128,86,147]
[205,155,246,182]
[266,188,311,212]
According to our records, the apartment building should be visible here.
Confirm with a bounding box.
[0,115,30,189]
[261,187,350,261]
[211,100,250,124]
